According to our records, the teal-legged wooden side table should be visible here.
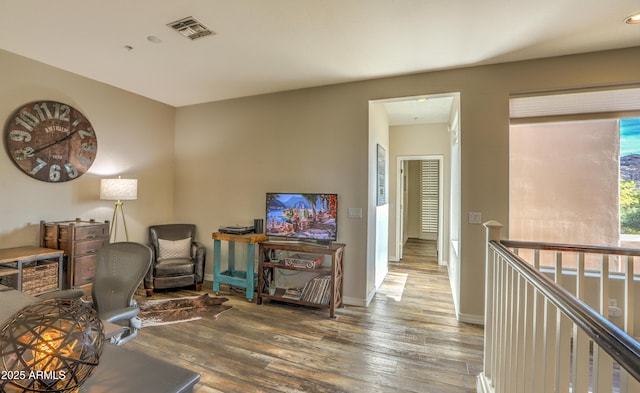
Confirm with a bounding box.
[212,232,268,301]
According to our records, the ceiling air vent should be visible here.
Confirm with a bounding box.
[167,16,214,40]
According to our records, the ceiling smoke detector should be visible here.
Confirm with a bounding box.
[167,16,214,40]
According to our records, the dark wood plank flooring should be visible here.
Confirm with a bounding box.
[127,238,484,393]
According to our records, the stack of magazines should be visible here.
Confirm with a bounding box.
[282,287,303,300]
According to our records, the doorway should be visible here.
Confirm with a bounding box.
[368,92,460,305]
[397,156,444,264]
[380,92,458,267]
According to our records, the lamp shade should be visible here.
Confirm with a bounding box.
[100,178,137,201]
[0,298,104,393]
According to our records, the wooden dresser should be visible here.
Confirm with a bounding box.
[40,219,110,291]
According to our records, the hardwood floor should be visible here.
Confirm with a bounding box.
[127,239,484,393]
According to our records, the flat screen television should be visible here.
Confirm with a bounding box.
[265,193,338,242]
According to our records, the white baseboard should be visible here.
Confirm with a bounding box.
[448,271,460,317]
[204,273,213,282]
[343,285,376,307]
[476,372,493,393]
[343,296,368,307]
[457,312,485,325]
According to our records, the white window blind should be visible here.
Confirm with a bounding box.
[510,87,640,119]
[421,160,439,234]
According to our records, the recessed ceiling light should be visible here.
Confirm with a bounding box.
[147,35,162,44]
[624,12,640,24]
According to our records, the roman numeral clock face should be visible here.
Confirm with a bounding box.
[5,101,98,182]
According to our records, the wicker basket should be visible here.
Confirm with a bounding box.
[1,260,59,295]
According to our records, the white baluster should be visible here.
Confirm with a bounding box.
[621,256,638,392]
[593,255,613,392]
[571,252,590,392]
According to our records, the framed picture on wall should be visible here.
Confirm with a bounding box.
[377,144,386,206]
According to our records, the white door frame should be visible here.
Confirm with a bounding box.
[395,154,444,265]
[398,160,406,260]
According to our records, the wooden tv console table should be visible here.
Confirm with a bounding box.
[257,241,345,319]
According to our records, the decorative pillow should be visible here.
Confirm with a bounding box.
[157,237,192,260]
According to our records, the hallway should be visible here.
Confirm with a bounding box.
[375,238,484,392]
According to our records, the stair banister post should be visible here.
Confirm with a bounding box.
[478,220,504,392]
[484,220,504,242]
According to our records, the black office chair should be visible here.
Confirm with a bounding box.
[39,242,152,345]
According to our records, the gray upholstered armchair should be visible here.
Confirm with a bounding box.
[145,224,205,296]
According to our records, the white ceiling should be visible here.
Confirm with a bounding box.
[1,0,639,113]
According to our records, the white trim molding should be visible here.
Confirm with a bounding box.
[457,312,484,325]
[476,372,494,393]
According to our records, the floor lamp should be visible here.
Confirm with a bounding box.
[100,177,137,242]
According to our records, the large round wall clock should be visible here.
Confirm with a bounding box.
[5,100,98,183]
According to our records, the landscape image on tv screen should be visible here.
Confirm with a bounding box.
[266,193,338,241]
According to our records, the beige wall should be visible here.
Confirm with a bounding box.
[510,120,620,247]
[0,49,175,247]
[2,45,640,320]
[173,46,640,318]
[173,86,372,305]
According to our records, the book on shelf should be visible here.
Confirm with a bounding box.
[282,287,304,300]
[301,274,331,305]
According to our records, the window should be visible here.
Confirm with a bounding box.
[620,118,640,236]
[509,86,640,273]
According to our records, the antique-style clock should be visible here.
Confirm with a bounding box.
[5,100,98,182]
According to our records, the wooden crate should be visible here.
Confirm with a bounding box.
[1,260,59,295]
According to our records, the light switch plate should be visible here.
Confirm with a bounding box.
[469,212,482,224]
[348,207,362,219]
